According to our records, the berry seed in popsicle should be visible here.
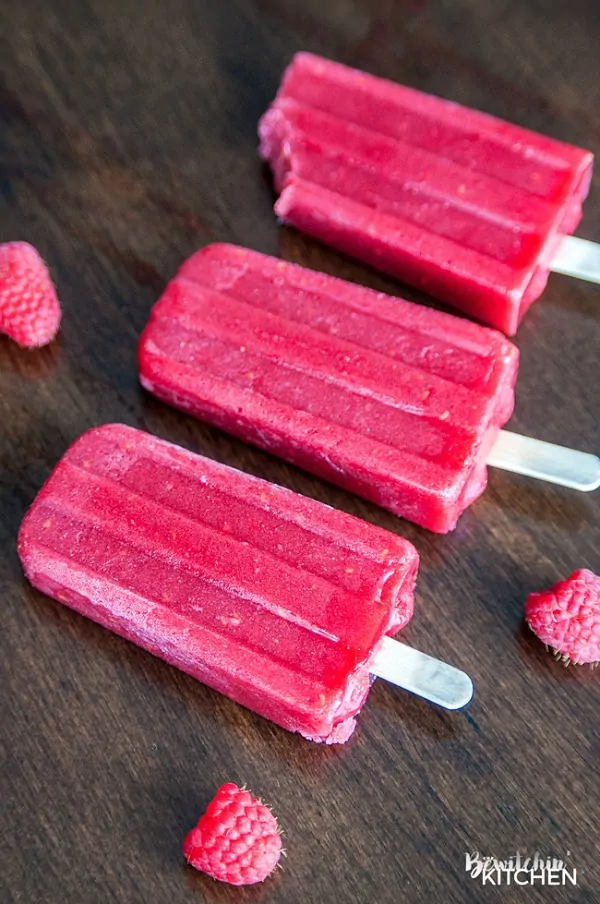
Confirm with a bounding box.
[259,53,596,336]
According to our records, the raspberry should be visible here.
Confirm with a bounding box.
[0,242,62,347]
[525,569,600,665]
[183,783,282,885]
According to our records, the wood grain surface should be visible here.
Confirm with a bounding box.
[1,1,599,902]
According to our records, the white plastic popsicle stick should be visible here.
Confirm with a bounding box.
[371,636,474,710]
[487,430,600,492]
[551,236,600,283]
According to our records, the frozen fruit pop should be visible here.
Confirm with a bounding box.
[259,52,596,335]
[138,244,599,533]
[18,424,472,745]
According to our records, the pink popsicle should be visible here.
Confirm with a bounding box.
[259,52,593,335]
[138,243,518,533]
[18,424,419,744]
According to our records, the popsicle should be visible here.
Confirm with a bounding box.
[18,424,472,745]
[138,244,599,534]
[258,52,596,335]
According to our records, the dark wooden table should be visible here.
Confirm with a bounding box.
[2,2,599,902]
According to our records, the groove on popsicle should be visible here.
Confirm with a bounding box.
[179,245,516,379]
[31,506,353,682]
[24,537,356,708]
[280,53,590,198]
[55,460,398,614]
[265,104,560,268]
[150,309,478,465]
[168,279,513,423]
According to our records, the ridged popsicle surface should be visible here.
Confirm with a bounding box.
[259,53,593,334]
[18,424,418,743]
[139,244,518,532]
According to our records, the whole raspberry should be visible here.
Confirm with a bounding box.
[183,783,282,885]
[525,569,600,665]
[0,242,62,347]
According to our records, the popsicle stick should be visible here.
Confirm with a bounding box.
[551,236,600,284]
[487,430,600,492]
[371,636,474,710]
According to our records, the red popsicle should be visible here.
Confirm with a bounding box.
[259,52,594,335]
[19,424,429,743]
[139,243,518,533]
